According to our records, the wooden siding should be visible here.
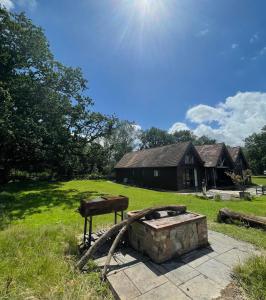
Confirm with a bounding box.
[115,167,178,190]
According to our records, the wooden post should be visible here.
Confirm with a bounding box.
[88,216,93,247]
[83,217,88,244]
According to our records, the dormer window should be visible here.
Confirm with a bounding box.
[218,157,225,167]
[185,155,194,164]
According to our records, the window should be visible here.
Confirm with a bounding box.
[185,155,194,164]
[183,168,192,187]
[154,169,159,177]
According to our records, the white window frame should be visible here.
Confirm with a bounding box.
[154,169,159,177]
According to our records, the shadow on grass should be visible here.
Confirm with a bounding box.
[0,182,106,226]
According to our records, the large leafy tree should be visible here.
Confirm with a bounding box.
[172,130,197,143]
[103,120,141,172]
[140,127,175,149]
[194,135,216,145]
[0,8,114,182]
[245,126,266,175]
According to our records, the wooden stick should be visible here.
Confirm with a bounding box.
[101,224,129,280]
[76,205,186,270]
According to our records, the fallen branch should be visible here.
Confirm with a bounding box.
[101,224,129,280]
[218,208,266,230]
[76,205,186,270]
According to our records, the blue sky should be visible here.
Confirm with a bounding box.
[2,0,266,145]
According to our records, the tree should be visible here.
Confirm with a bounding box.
[140,127,175,149]
[101,120,141,173]
[195,135,216,145]
[244,126,266,175]
[0,8,115,182]
[172,130,196,143]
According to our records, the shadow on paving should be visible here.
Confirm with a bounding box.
[0,182,106,226]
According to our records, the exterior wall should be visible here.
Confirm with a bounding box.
[128,215,208,263]
[115,167,178,190]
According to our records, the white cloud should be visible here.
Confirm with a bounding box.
[250,33,259,43]
[169,92,266,146]
[168,122,189,134]
[0,0,37,10]
[0,0,14,10]
[186,104,227,124]
[231,43,238,49]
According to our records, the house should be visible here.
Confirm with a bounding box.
[227,146,249,175]
[195,143,234,188]
[115,142,203,190]
[115,142,249,191]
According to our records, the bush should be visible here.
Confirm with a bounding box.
[214,194,221,201]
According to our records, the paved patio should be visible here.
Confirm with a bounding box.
[95,230,259,300]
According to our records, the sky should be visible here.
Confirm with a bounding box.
[1,0,266,145]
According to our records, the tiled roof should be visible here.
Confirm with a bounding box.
[195,143,224,167]
[115,142,191,168]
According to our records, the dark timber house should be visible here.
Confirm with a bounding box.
[195,143,234,188]
[115,142,203,190]
[115,142,249,191]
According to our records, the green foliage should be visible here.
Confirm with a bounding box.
[234,255,266,300]
[172,130,197,143]
[213,194,221,201]
[140,127,175,149]
[245,125,266,175]
[194,135,216,145]
[102,120,141,172]
[0,8,115,182]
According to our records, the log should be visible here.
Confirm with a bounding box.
[101,224,129,280]
[218,208,266,230]
[76,205,186,270]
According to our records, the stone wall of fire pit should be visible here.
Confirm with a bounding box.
[127,211,208,263]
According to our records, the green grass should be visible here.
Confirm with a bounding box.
[252,175,266,186]
[0,179,266,299]
[234,255,266,300]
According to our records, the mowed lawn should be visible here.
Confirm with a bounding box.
[0,178,266,299]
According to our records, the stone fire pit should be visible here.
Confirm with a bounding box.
[127,210,208,263]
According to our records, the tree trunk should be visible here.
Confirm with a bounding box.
[218,208,266,230]
[76,205,186,270]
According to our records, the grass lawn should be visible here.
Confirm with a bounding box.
[252,175,266,185]
[0,178,266,299]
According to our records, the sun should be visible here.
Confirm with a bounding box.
[133,0,165,20]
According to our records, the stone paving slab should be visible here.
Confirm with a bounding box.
[136,281,191,300]
[179,274,222,300]
[123,262,168,294]
[95,230,258,300]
